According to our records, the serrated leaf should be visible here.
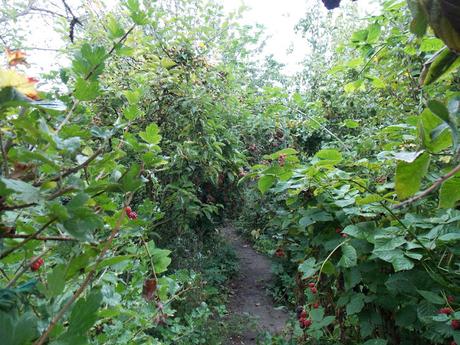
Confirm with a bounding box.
[395,152,430,200]
[338,244,357,268]
[0,178,42,203]
[139,123,162,145]
[298,258,317,279]
[74,78,100,101]
[258,175,276,194]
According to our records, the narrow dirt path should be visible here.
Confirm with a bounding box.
[223,225,289,344]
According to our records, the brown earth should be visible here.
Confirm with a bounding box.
[223,225,289,344]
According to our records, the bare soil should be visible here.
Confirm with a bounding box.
[223,225,289,344]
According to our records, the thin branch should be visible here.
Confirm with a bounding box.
[2,234,75,241]
[393,162,460,209]
[0,130,9,177]
[1,202,37,211]
[34,195,133,345]
[29,7,66,18]
[34,147,104,187]
[0,218,57,260]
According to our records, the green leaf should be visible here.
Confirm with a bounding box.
[419,108,452,152]
[338,244,357,268]
[439,174,460,208]
[343,119,360,128]
[74,78,100,101]
[46,264,66,298]
[95,255,135,270]
[428,100,450,122]
[63,207,103,241]
[395,152,430,200]
[420,38,445,52]
[67,290,103,335]
[0,311,38,345]
[391,255,414,272]
[258,175,276,194]
[120,164,142,192]
[107,15,125,39]
[313,149,343,166]
[139,123,162,145]
[298,258,317,279]
[366,23,381,43]
[346,293,365,315]
[363,340,388,345]
[150,248,172,273]
[0,178,42,203]
[417,289,444,304]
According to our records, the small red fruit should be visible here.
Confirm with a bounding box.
[341,233,348,238]
[300,310,307,319]
[30,257,44,271]
[128,211,137,220]
[308,282,315,288]
[313,302,320,309]
[448,295,456,303]
[451,319,460,330]
[300,318,312,328]
[335,227,342,233]
[439,307,454,315]
[125,206,132,214]
[310,286,318,294]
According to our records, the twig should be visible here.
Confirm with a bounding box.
[34,147,104,186]
[1,202,37,211]
[393,162,460,209]
[0,130,9,176]
[34,195,133,345]
[0,218,57,260]
[2,234,75,241]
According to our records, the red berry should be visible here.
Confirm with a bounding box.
[302,319,312,328]
[125,206,132,214]
[300,310,307,319]
[30,257,44,271]
[448,295,456,303]
[313,302,320,309]
[439,307,454,315]
[341,233,348,238]
[451,320,460,330]
[308,282,315,288]
[335,227,342,233]
[310,287,318,294]
[128,211,137,220]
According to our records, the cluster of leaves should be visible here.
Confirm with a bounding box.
[0,0,258,344]
[240,0,460,344]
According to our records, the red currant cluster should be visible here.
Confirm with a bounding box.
[308,282,317,294]
[124,206,137,220]
[296,306,312,329]
[30,257,44,271]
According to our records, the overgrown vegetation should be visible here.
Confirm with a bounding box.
[1,0,460,344]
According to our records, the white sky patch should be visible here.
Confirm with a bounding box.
[223,0,310,75]
[8,0,382,78]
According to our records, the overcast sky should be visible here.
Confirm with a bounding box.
[11,0,381,77]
